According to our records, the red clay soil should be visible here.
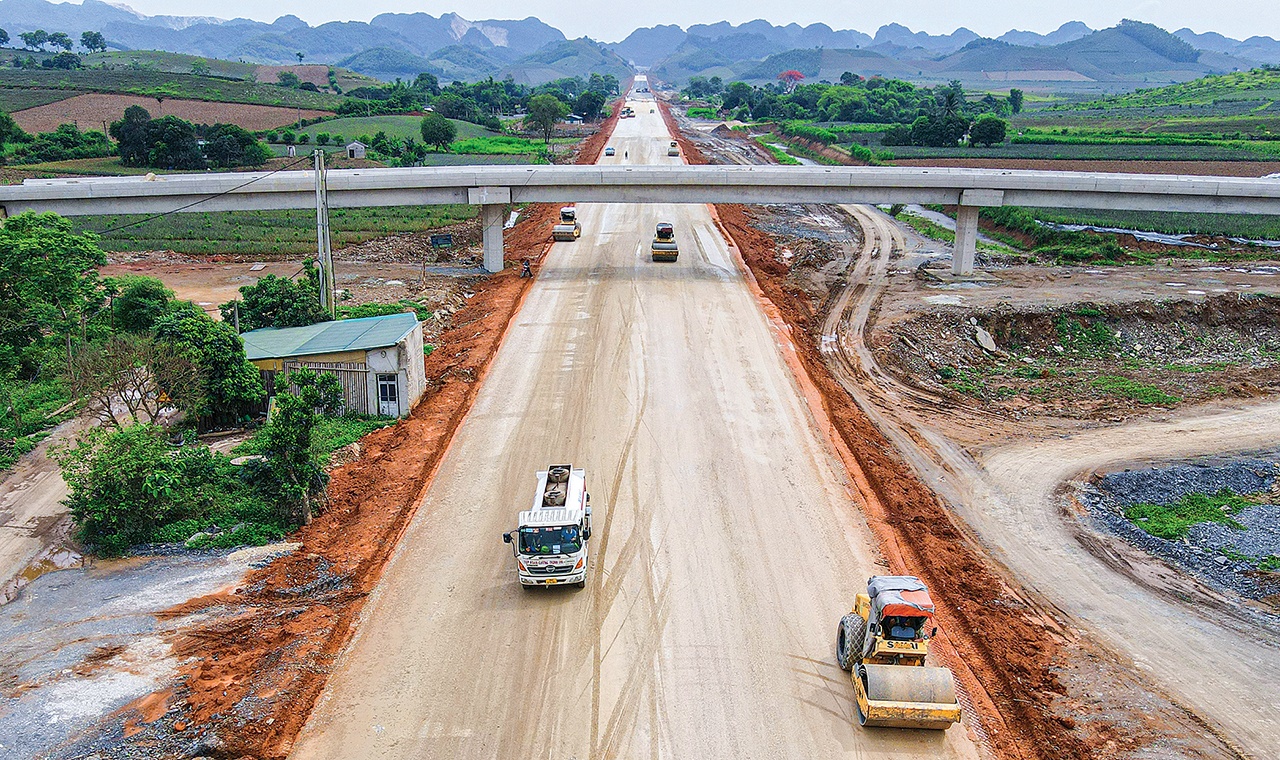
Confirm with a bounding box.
[115,117,620,759]
[892,157,1280,177]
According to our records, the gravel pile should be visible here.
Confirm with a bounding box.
[1080,458,1280,604]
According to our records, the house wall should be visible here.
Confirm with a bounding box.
[363,321,426,418]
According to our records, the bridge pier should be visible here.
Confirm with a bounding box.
[469,186,512,274]
[952,189,1004,276]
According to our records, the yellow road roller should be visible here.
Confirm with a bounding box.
[835,575,961,730]
[552,206,581,242]
[651,222,678,261]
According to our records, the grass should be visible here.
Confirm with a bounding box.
[1091,375,1180,405]
[896,211,1013,254]
[0,69,344,111]
[0,87,76,112]
[884,142,1274,161]
[450,135,547,155]
[1123,488,1252,540]
[755,136,800,165]
[233,413,395,462]
[0,378,72,471]
[337,299,432,322]
[1028,208,1280,242]
[73,205,477,256]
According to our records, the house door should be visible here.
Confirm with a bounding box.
[377,374,399,417]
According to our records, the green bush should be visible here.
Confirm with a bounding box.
[1124,489,1249,540]
[1091,375,1180,405]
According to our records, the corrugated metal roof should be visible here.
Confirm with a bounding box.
[241,313,418,361]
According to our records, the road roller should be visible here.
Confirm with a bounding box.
[835,575,961,729]
[651,222,679,261]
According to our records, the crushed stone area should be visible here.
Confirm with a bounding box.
[1079,459,1280,606]
[0,545,296,760]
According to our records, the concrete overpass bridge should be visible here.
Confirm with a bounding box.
[3,165,1277,275]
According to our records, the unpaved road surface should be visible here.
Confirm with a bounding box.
[970,404,1280,757]
[828,202,1280,757]
[290,99,979,758]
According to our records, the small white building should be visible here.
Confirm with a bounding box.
[564,113,584,124]
[241,313,426,418]
[346,140,367,159]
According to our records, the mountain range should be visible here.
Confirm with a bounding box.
[1,1,1279,88]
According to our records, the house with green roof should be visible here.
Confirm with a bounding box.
[241,312,426,418]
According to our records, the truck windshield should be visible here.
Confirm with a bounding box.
[519,525,581,555]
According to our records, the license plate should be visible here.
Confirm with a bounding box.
[545,579,558,584]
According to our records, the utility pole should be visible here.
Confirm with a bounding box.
[314,149,336,317]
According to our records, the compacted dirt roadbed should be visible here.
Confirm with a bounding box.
[290,101,978,758]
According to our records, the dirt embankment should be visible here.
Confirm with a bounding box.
[877,295,1280,420]
[98,117,618,759]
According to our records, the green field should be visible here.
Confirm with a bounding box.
[84,50,261,80]
[297,115,497,143]
[1029,208,1280,241]
[885,142,1274,161]
[0,87,76,112]
[1071,69,1280,110]
[0,69,344,110]
[72,205,477,256]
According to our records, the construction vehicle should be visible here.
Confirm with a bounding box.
[834,576,961,730]
[552,206,581,242]
[605,146,615,156]
[620,106,634,118]
[667,140,680,156]
[502,464,593,589]
[651,222,678,261]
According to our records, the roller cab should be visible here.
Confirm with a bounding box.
[835,576,962,730]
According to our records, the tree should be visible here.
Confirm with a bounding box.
[0,29,9,47]
[777,70,805,92]
[277,71,301,88]
[204,123,273,168]
[109,105,152,165]
[153,302,264,424]
[839,71,861,86]
[144,115,204,169]
[69,334,204,428]
[19,29,48,51]
[111,275,173,332]
[56,424,194,554]
[189,58,211,76]
[969,115,1007,147]
[48,32,73,51]
[1008,88,1024,115]
[220,260,328,331]
[909,113,970,147]
[432,92,474,120]
[413,72,440,96]
[525,94,568,145]
[574,90,606,121]
[80,30,106,53]
[0,111,27,163]
[253,367,342,524]
[0,212,108,375]
[45,52,82,70]
[420,112,455,152]
[295,51,305,64]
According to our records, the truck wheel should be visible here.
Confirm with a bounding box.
[836,613,864,671]
[574,580,586,589]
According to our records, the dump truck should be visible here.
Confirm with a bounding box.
[835,576,961,729]
[552,206,581,242]
[667,140,680,156]
[651,222,678,262]
[502,464,593,589]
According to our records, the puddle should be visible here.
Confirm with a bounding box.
[1,546,85,605]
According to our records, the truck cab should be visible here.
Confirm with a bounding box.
[502,464,593,589]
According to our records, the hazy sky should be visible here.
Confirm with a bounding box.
[116,0,1271,43]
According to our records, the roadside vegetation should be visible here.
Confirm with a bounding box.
[72,205,476,256]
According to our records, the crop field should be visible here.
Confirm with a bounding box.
[10,156,159,176]
[72,205,478,256]
[1029,208,1280,241]
[84,51,260,80]
[0,88,75,113]
[297,116,497,143]
[0,69,345,110]
[11,93,331,133]
[883,142,1272,161]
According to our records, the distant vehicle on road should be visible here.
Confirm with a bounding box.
[502,465,593,589]
[667,140,680,157]
[605,147,615,156]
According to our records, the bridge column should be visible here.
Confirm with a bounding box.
[468,186,512,274]
[952,189,1004,276]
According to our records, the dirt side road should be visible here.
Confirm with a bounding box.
[289,98,979,758]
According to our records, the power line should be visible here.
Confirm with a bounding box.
[93,155,314,235]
